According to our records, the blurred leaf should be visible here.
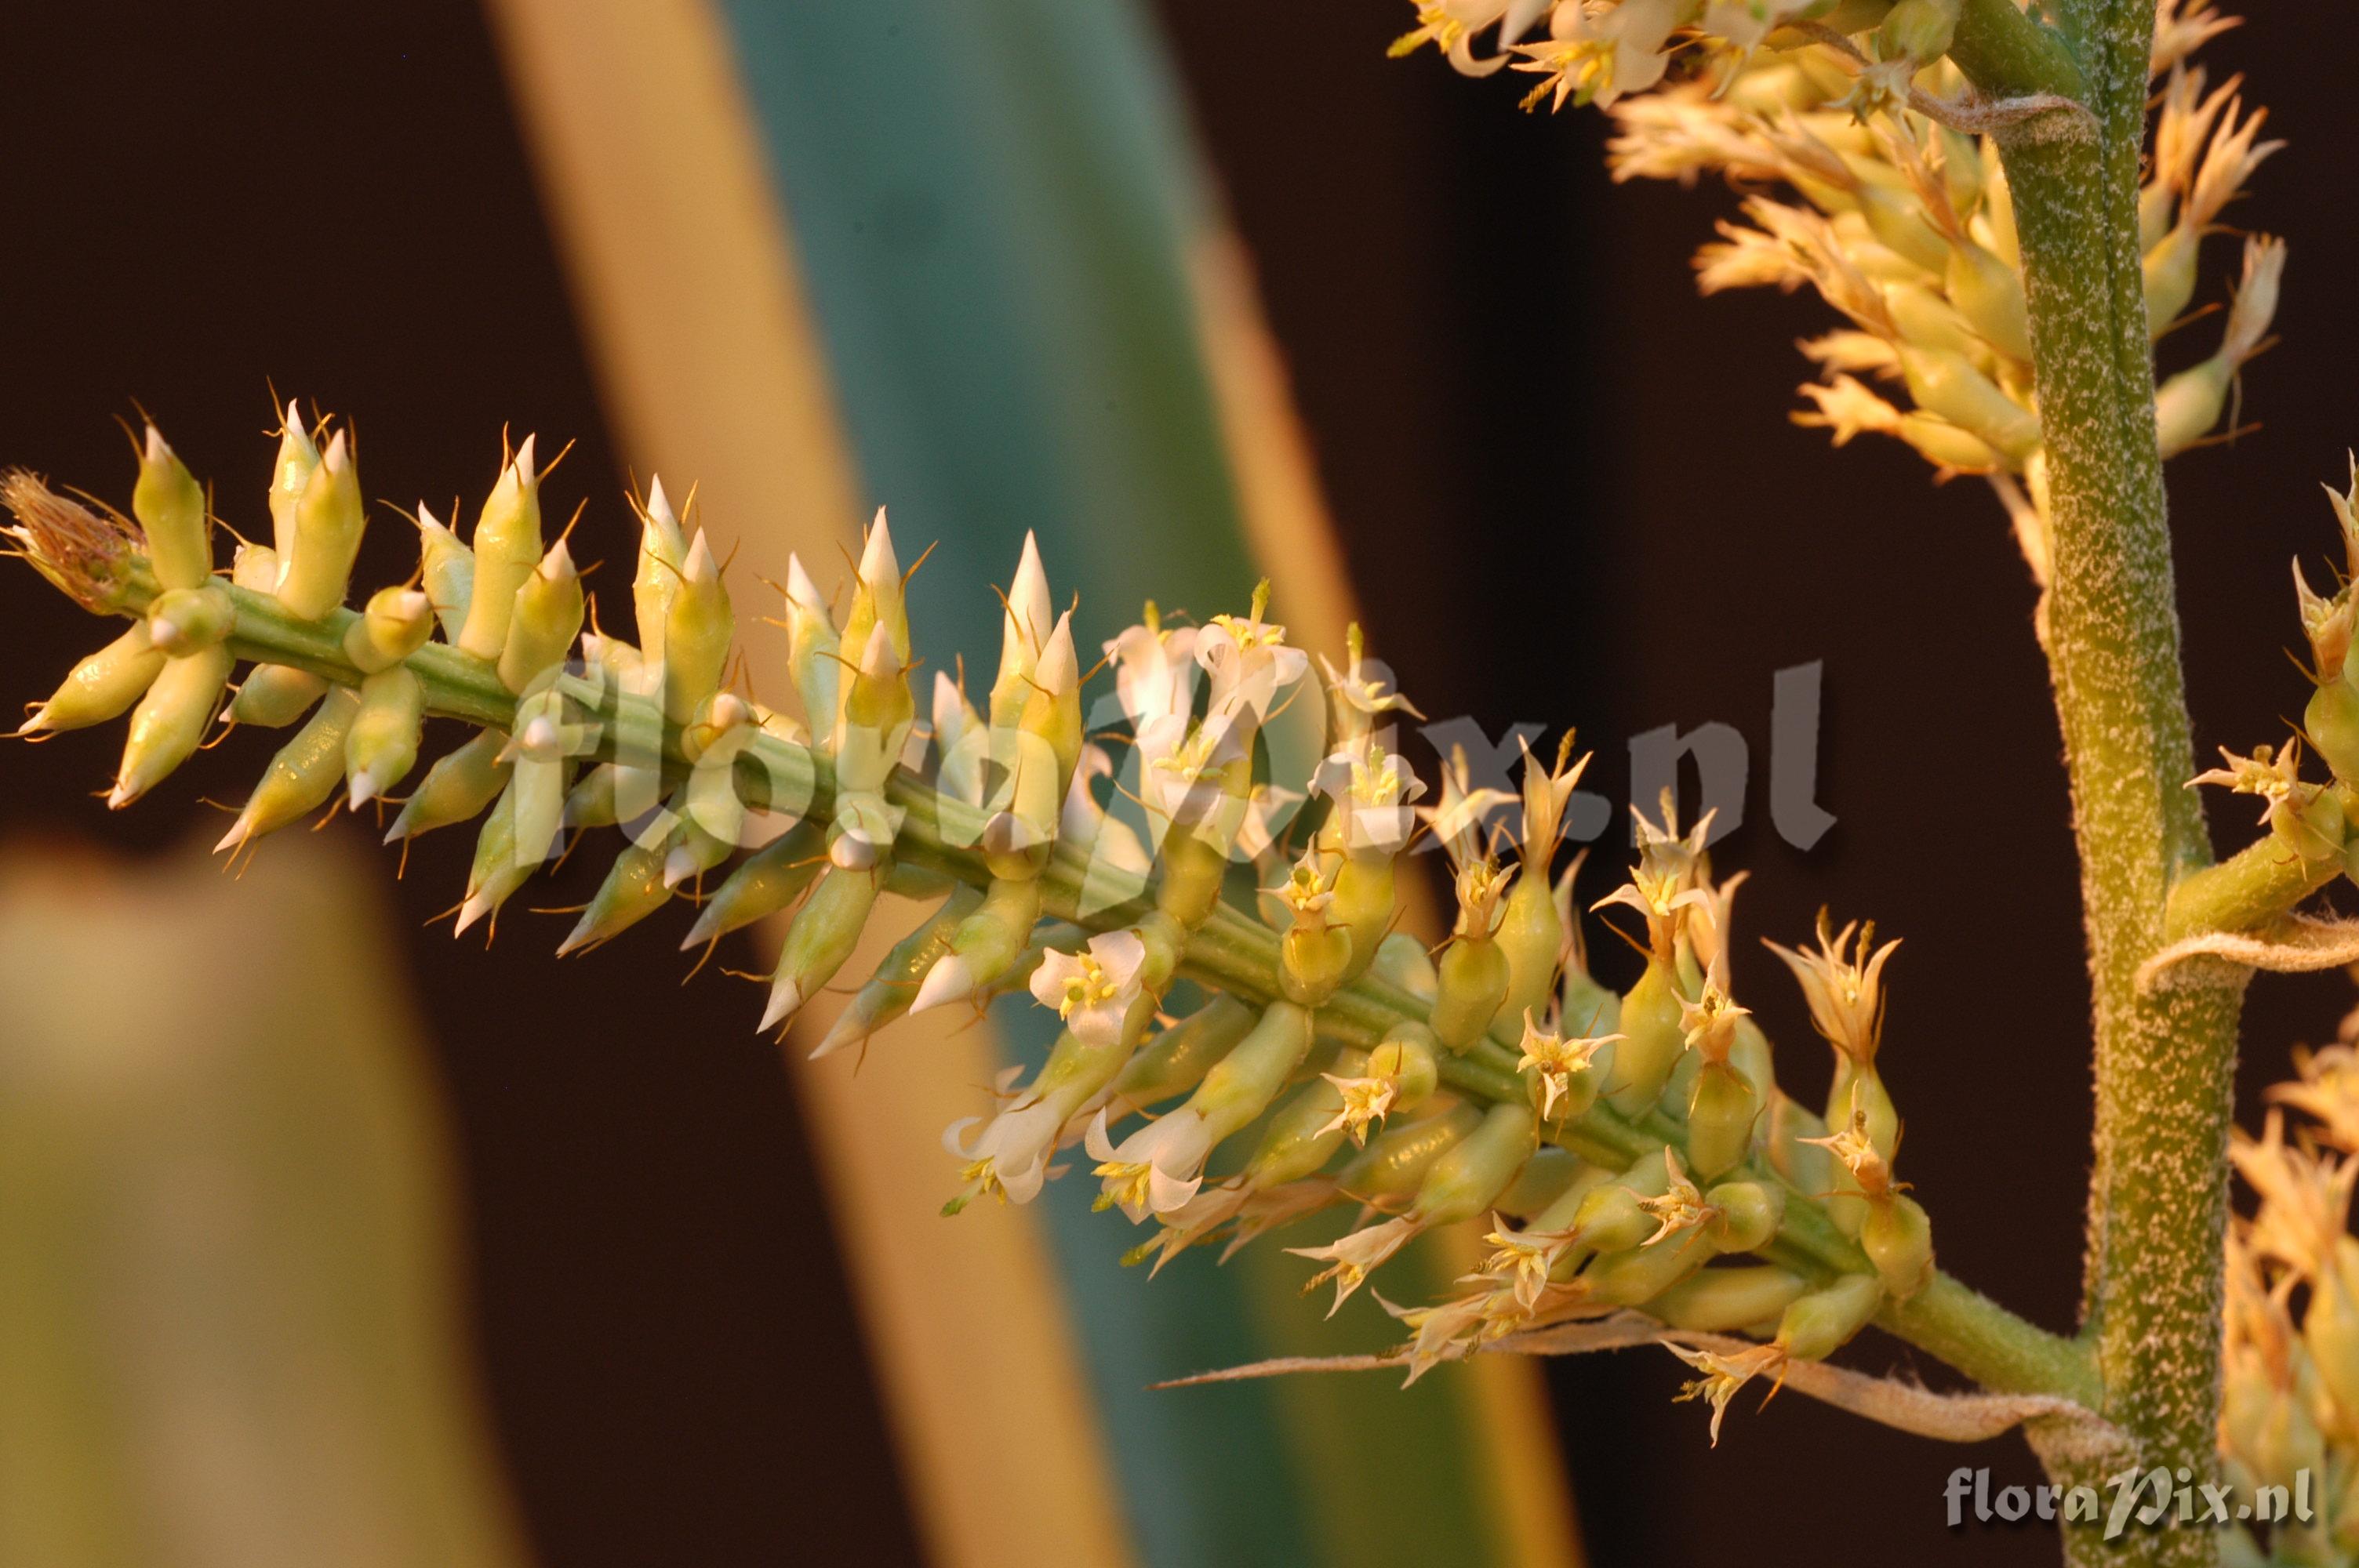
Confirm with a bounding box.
[0,836,528,1568]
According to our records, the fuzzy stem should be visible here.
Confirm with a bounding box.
[1960,4,2241,1559]
[2165,826,2345,941]
[35,557,2102,1414]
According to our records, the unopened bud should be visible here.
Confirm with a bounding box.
[663,528,731,724]
[1337,1102,1483,1207]
[991,530,1054,730]
[456,435,543,659]
[385,726,511,843]
[1605,958,1685,1116]
[682,820,828,947]
[279,429,365,619]
[267,401,319,564]
[811,886,986,1059]
[24,622,163,733]
[454,780,535,938]
[1108,995,1257,1111]
[111,644,231,808]
[133,424,211,592]
[1429,931,1510,1052]
[913,875,1043,1014]
[1775,1272,1884,1362]
[415,502,474,642]
[497,539,586,693]
[633,474,688,668]
[345,667,426,808]
[216,686,362,849]
[145,583,233,655]
[1862,1190,1935,1298]
[1412,1102,1539,1226]
[344,585,435,673]
[1649,1264,1809,1334]
[761,865,884,1031]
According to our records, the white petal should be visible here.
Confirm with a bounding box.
[1000,1155,1048,1205]
[1147,1164,1205,1215]
[1083,1106,1121,1163]
[1027,948,1085,1011]
[1089,927,1148,987]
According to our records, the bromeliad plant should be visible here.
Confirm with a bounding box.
[0,0,2348,1561]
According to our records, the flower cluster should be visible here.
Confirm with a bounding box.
[7,399,1945,1440]
[1403,0,2276,645]
[7,0,2317,1505]
[2227,1040,2359,1563]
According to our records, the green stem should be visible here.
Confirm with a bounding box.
[2165,827,2344,940]
[38,559,2102,1413]
[1960,3,2241,1557]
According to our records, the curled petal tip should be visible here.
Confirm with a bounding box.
[212,815,253,854]
[346,771,380,811]
[660,846,700,889]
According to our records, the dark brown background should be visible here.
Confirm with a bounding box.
[1,3,2345,1564]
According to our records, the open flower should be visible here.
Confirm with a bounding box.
[1030,929,1147,1048]
[1801,1107,1896,1200]
[1288,1214,1422,1316]
[1390,0,1553,78]
[1677,964,1750,1064]
[1593,863,1704,964]
[1087,1106,1216,1222]
[1317,1071,1402,1148]
[1195,583,1310,731]
[1318,624,1425,739]
[1515,731,1590,869]
[940,1094,1067,1212]
[1515,1008,1619,1121]
[2294,560,2354,683]
[1142,721,1236,830]
[1314,735,1426,855]
[1510,0,1685,111]
[1379,1290,1518,1385]
[2190,739,2333,857]
[1636,1148,1721,1247]
[1667,1341,1789,1446]
[1764,909,1900,1069]
[1477,1214,1579,1312]
[1104,612,1198,738]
